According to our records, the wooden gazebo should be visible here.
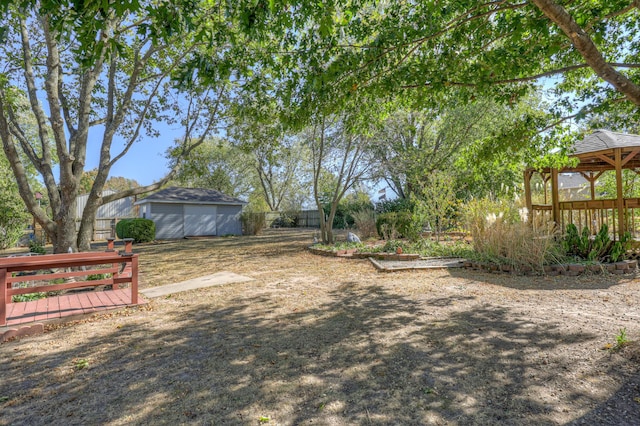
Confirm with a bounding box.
[524,129,640,239]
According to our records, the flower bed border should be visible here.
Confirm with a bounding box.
[307,246,420,261]
[308,246,639,275]
[462,259,638,276]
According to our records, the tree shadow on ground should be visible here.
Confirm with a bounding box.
[0,284,635,425]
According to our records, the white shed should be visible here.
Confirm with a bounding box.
[133,187,246,239]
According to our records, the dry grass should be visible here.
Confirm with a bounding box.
[1,228,640,425]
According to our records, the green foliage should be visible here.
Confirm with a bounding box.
[12,292,47,303]
[615,328,629,351]
[115,219,133,240]
[28,239,46,255]
[116,219,155,243]
[381,239,410,253]
[324,190,373,229]
[375,198,413,214]
[413,171,458,242]
[87,273,110,281]
[166,138,252,198]
[376,212,421,241]
[561,224,631,263]
[0,158,30,250]
[74,358,90,370]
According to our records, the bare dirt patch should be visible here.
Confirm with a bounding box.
[1,228,640,425]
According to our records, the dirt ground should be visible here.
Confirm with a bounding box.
[1,228,640,425]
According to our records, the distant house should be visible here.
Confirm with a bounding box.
[134,187,246,239]
[558,173,591,201]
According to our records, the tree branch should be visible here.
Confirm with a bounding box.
[532,0,640,106]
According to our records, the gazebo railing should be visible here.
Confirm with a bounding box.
[530,198,640,239]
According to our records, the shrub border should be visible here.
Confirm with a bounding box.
[462,259,638,276]
[309,246,639,275]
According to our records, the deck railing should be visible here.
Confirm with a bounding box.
[1,239,138,326]
[531,198,640,238]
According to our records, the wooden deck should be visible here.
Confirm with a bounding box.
[4,289,144,327]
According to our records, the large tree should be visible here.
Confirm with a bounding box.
[307,116,373,244]
[238,0,640,128]
[166,138,253,198]
[0,2,232,252]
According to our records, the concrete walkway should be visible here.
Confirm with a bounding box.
[140,271,254,298]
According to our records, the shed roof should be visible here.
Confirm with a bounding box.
[572,129,640,156]
[134,187,246,206]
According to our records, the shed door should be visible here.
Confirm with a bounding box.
[184,205,217,236]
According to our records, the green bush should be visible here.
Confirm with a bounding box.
[376,211,421,240]
[562,223,631,263]
[128,218,155,243]
[375,198,414,214]
[28,239,46,254]
[116,218,155,243]
[115,219,133,239]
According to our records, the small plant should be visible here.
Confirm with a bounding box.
[28,239,46,255]
[74,358,90,370]
[381,239,409,253]
[12,292,47,302]
[561,223,631,263]
[87,273,111,281]
[614,328,629,351]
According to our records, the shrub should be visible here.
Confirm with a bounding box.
[376,211,421,241]
[352,209,377,239]
[28,239,46,254]
[115,219,133,239]
[464,198,564,272]
[375,198,414,214]
[562,223,631,263]
[241,212,266,235]
[116,218,155,243]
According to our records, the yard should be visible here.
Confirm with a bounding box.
[1,228,640,425]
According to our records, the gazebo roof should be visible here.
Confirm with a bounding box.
[572,129,640,156]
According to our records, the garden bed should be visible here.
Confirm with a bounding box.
[464,259,638,276]
[307,246,420,261]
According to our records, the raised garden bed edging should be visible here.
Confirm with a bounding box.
[307,246,420,261]
[463,259,638,276]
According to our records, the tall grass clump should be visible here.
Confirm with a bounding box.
[241,212,266,235]
[464,198,564,272]
[352,209,377,239]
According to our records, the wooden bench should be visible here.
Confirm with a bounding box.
[1,239,138,326]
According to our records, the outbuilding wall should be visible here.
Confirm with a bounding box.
[142,202,243,238]
[216,205,243,236]
[149,203,184,239]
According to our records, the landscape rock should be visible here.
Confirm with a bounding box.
[347,232,361,243]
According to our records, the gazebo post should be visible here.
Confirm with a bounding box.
[551,168,560,229]
[615,148,625,239]
[524,169,533,220]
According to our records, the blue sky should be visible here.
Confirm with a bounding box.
[85,121,190,186]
